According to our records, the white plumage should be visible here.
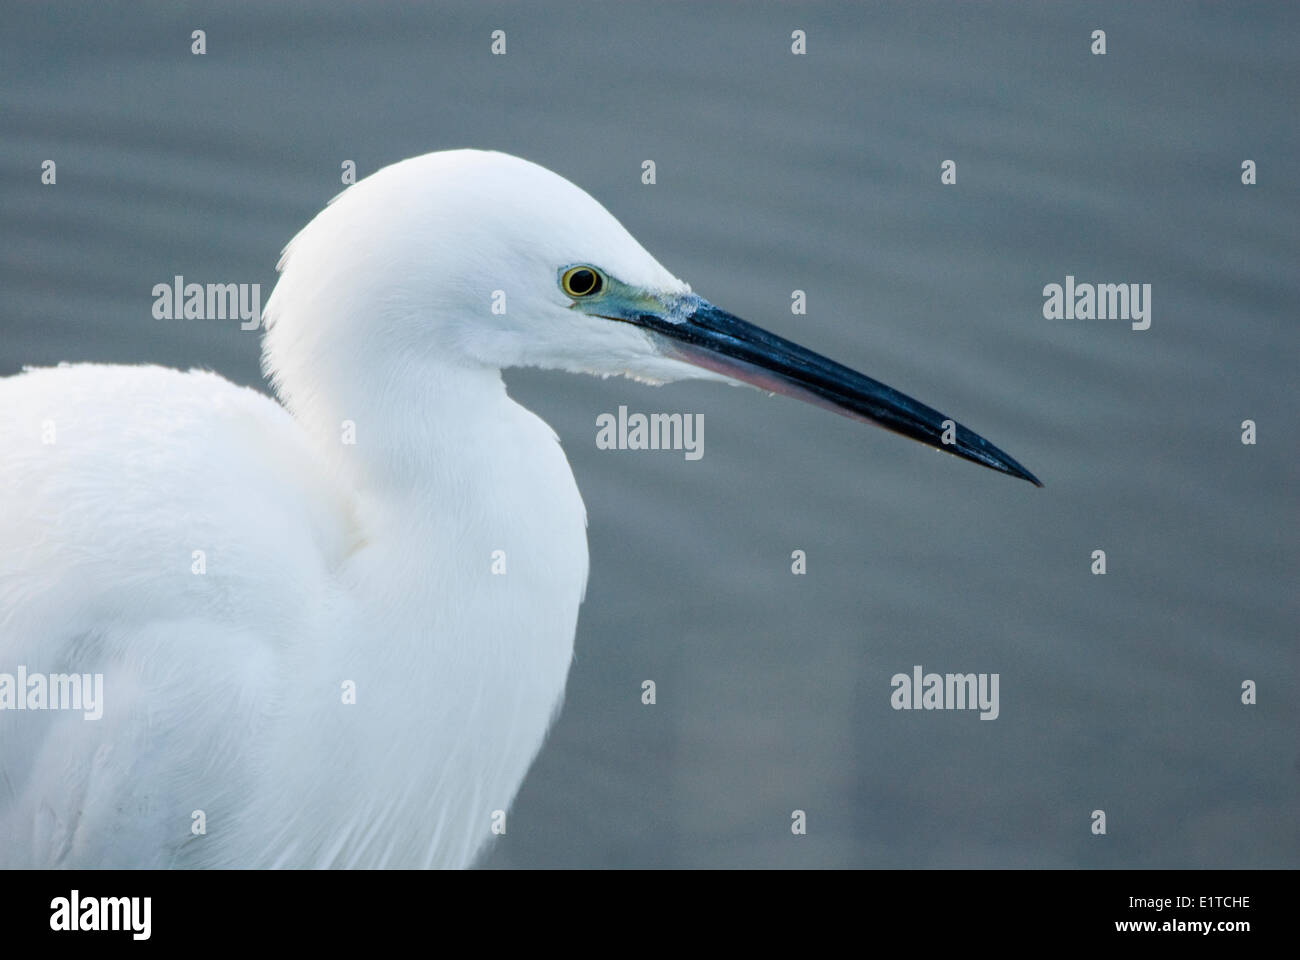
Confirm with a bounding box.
[1,148,1036,868]
[0,150,693,867]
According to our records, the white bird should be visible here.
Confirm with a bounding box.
[0,149,1038,869]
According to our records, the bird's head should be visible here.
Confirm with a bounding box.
[263,148,1039,485]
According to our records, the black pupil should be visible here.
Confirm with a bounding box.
[569,269,598,295]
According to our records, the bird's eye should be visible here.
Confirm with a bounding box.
[561,266,603,298]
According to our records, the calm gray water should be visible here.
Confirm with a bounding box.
[2,2,1296,868]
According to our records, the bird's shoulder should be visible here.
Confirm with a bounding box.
[0,363,360,636]
[0,364,364,866]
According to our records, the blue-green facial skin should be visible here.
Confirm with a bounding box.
[559,265,699,326]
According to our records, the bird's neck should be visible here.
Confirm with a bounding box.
[276,356,512,501]
[252,357,588,867]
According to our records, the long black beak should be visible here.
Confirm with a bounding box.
[624,296,1041,486]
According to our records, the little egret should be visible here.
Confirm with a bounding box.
[0,149,1038,868]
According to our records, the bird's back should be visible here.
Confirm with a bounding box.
[0,364,357,866]
[0,361,589,868]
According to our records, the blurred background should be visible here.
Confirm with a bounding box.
[1,1,1296,867]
